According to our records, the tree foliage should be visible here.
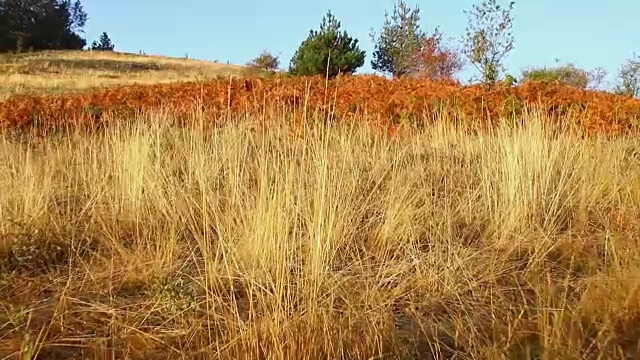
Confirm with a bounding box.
[462,0,515,87]
[410,28,464,81]
[289,10,365,78]
[522,63,589,89]
[614,53,640,98]
[521,61,607,90]
[370,1,463,80]
[0,0,88,52]
[247,49,280,72]
[91,32,114,51]
[370,0,423,77]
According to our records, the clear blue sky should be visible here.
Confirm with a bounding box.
[82,0,637,87]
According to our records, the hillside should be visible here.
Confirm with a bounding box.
[1,50,640,360]
[0,50,246,101]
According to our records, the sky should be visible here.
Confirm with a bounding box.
[81,0,638,88]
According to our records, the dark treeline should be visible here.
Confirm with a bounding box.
[0,0,88,52]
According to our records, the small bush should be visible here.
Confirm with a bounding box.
[521,62,591,89]
[247,50,280,73]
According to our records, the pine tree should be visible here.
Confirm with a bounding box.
[370,0,424,77]
[370,0,463,80]
[289,11,365,78]
[91,32,114,51]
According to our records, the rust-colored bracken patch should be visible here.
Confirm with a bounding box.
[0,74,639,136]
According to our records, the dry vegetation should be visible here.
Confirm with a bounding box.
[1,107,640,359]
[2,74,639,136]
[0,50,245,101]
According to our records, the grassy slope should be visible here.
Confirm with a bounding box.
[0,110,639,359]
[0,50,246,101]
[0,51,639,359]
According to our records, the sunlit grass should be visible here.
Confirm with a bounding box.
[0,50,245,100]
[0,109,639,359]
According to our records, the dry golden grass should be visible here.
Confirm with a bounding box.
[1,109,640,359]
[0,50,245,100]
